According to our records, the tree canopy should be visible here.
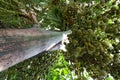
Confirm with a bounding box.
[0,0,120,80]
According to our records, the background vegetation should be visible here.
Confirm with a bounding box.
[0,0,120,80]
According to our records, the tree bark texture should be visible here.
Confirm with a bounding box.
[0,28,69,72]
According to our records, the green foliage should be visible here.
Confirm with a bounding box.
[45,52,72,80]
[42,1,119,79]
[0,0,120,80]
[0,51,60,80]
[0,51,79,80]
[64,0,120,79]
[0,0,48,28]
[42,0,78,31]
[0,0,29,27]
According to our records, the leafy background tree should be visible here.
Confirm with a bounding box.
[0,0,120,80]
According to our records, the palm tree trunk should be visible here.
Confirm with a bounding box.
[0,28,71,72]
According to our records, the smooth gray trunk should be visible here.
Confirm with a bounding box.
[0,28,70,72]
